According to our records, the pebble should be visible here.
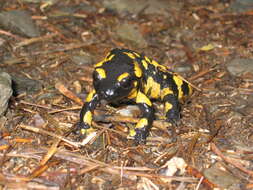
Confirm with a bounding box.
[226,58,253,77]
[11,74,42,95]
[0,38,6,63]
[48,2,97,18]
[71,54,94,66]
[19,0,57,3]
[172,62,192,75]
[239,94,253,115]
[58,2,97,14]
[203,162,240,189]
[227,0,253,13]
[0,10,40,37]
[116,23,147,48]
[0,72,13,116]
[103,0,182,16]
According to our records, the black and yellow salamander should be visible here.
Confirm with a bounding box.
[78,48,192,144]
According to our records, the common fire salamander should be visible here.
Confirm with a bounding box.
[78,48,192,144]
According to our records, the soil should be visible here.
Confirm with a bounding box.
[0,0,252,189]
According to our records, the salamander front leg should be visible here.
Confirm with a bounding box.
[163,94,180,123]
[160,88,181,142]
[161,88,180,124]
[78,90,99,135]
[129,91,155,144]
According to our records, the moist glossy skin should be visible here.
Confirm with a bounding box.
[78,48,192,144]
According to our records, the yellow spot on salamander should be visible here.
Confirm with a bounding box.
[151,60,167,71]
[133,61,142,78]
[136,91,152,106]
[80,127,95,135]
[106,54,115,61]
[128,81,138,99]
[123,52,136,59]
[86,90,96,102]
[96,68,106,79]
[141,60,148,70]
[80,128,86,135]
[150,60,159,67]
[136,118,148,129]
[105,52,111,57]
[128,87,138,99]
[133,52,140,57]
[165,102,173,112]
[144,77,161,99]
[145,56,151,63]
[94,61,104,68]
[83,111,92,126]
[128,128,136,137]
[161,88,173,100]
[173,76,183,99]
[117,72,129,82]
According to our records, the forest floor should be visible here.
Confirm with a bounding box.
[0,0,253,189]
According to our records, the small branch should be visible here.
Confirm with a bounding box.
[0,29,25,40]
[19,124,80,148]
[211,143,253,177]
[55,82,83,105]
[14,33,58,48]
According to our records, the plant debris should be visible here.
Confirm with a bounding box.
[0,0,253,189]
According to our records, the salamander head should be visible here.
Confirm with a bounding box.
[92,49,140,102]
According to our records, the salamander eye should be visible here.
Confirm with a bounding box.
[120,78,133,89]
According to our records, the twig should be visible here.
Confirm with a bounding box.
[14,33,58,48]
[189,68,216,81]
[20,43,91,56]
[55,82,83,105]
[195,176,204,190]
[211,143,253,177]
[40,138,61,165]
[0,29,25,40]
[19,124,80,148]
[78,165,100,175]
[186,166,215,189]
[48,106,81,114]
[20,100,57,110]
[20,100,81,114]
[20,99,172,140]
[1,148,196,183]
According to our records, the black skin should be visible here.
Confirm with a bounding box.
[79,93,99,130]
[134,102,154,144]
[78,48,191,144]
